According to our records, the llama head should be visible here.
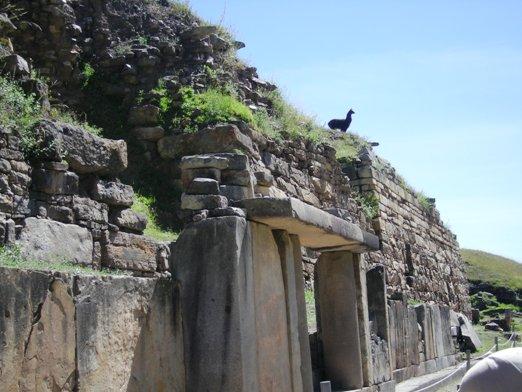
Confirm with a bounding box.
[347,109,355,116]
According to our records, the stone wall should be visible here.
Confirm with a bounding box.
[0,267,183,392]
[347,154,470,313]
[0,121,168,275]
[387,300,458,383]
[3,0,470,312]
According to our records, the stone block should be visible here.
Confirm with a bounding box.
[0,268,76,391]
[186,178,220,195]
[90,179,134,207]
[238,197,380,252]
[208,206,246,218]
[34,121,128,176]
[17,217,93,265]
[316,251,364,390]
[131,126,165,141]
[32,168,79,195]
[221,169,252,186]
[110,208,147,233]
[180,193,227,210]
[180,154,230,170]
[2,54,30,77]
[254,170,274,186]
[174,217,258,391]
[219,184,254,201]
[128,105,161,126]
[75,275,184,391]
[213,153,249,170]
[73,196,108,224]
[102,231,159,272]
[181,168,221,189]
[157,124,257,159]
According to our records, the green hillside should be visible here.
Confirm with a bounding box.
[461,249,522,291]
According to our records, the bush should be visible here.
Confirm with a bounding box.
[0,76,40,133]
[471,291,500,310]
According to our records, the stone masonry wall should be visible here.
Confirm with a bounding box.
[347,153,470,313]
[0,121,169,275]
[0,267,183,391]
[128,118,469,312]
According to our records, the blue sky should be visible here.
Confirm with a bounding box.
[189,0,522,262]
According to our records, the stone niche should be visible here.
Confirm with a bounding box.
[173,197,386,392]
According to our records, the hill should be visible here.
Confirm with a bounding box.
[461,249,522,292]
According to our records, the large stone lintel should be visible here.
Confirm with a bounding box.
[237,197,380,253]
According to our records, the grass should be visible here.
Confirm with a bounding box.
[305,289,317,332]
[354,192,379,220]
[0,75,102,158]
[132,193,179,242]
[474,315,521,356]
[0,245,128,276]
[461,249,522,291]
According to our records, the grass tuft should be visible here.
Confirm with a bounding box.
[132,193,179,242]
[0,245,128,276]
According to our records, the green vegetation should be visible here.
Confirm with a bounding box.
[156,86,253,133]
[81,62,95,88]
[0,76,102,158]
[417,192,434,211]
[354,192,380,220]
[253,90,328,144]
[132,194,179,242]
[305,289,317,332]
[473,315,522,356]
[334,132,369,163]
[461,249,522,291]
[168,0,196,20]
[0,75,40,135]
[0,245,128,276]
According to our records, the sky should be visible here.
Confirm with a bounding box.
[189,0,522,262]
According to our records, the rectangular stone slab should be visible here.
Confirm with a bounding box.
[238,197,380,252]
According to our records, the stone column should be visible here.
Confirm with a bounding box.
[273,230,314,392]
[316,251,364,390]
[174,216,258,392]
[353,255,373,386]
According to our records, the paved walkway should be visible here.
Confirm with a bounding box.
[395,363,466,392]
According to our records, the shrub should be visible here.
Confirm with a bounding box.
[81,62,95,88]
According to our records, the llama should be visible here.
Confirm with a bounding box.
[328,109,355,132]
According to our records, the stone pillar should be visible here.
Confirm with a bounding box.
[316,251,364,390]
[273,230,314,392]
[251,223,293,392]
[353,255,373,387]
[174,216,258,392]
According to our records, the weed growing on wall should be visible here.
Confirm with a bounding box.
[355,192,380,220]
[81,62,95,88]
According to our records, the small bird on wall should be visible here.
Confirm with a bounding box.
[328,109,355,132]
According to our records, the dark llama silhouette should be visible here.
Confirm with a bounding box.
[328,109,355,132]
